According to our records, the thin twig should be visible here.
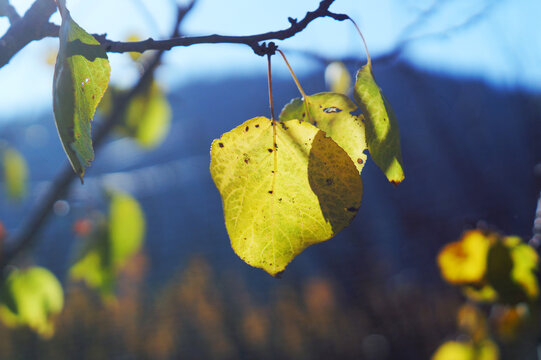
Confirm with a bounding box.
[0,0,347,68]
[0,0,57,68]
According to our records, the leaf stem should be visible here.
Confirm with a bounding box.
[267,54,278,195]
[277,49,313,124]
[347,17,371,66]
[267,54,276,121]
[277,49,307,99]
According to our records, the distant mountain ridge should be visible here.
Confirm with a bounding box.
[0,60,539,286]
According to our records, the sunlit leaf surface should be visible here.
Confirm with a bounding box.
[53,6,110,179]
[211,117,362,276]
[353,63,404,184]
[0,267,63,337]
[280,92,367,173]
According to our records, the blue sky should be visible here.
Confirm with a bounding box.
[0,0,539,120]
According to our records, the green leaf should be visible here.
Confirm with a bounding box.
[2,147,28,201]
[53,6,110,179]
[353,63,404,185]
[123,81,172,148]
[0,267,64,338]
[280,92,367,173]
[70,192,145,297]
[325,61,352,95]
[210,117,362,276]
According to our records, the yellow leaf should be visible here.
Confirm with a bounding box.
[280,92,368,173]
[437,230,495,285]
[210,117,362,276]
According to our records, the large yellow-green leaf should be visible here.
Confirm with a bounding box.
[210,117,362,276]
[353,63,404,185]
[280,92,367,173]
[123,82,171,148]
[2,147,28,201]
[53,4,110,179]
[70,192,145,297]
[0,267,64,338]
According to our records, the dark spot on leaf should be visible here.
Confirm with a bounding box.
[313,120,318,126]
[302,113,306,118]
[357,158,364,164]
[278,198,282,202]
[244,159,249,164]
[218,142,224,148]
[347,207,358,212]
[326,178,334,185]
[323,107,342,113]
[280,122,289,130]
[255,124,259,128]
[268,190,273,194]
[268,148,273,153]
[245,126,249,131]
[92,95,95,99]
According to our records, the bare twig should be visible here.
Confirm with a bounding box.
[95,0,347,56]
[0,0,21,24]
[0,0,346,69]
[0,0,57,68]
[0,2,194,271]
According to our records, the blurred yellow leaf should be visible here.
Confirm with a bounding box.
[70,192,145,298]
[109,191,146,268]
[122,81,172,148]
[2,147,28,201]
[437,230,495,285]
[325,61,352,95]
[432,340,499,360]
[0,267,64,338]
[505,236,538,300]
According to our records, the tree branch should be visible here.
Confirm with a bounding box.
[96,0,346,56]
[0,0,57,69]
[0,0,346,68]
